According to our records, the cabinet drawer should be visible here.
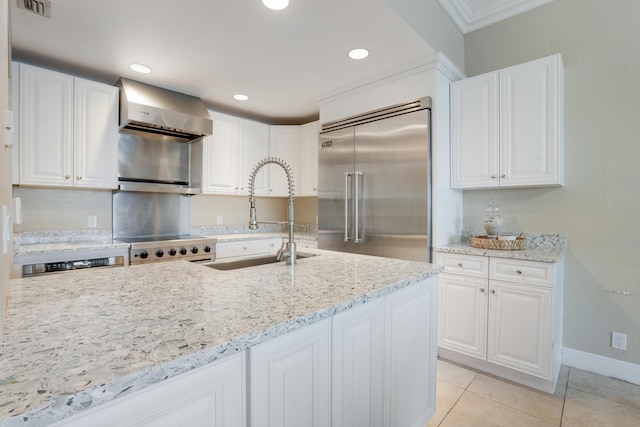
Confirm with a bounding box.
[216,239,271,260]
[436,253,489,278]
[489,258,554,287]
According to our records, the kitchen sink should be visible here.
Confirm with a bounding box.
[204,253,315,271]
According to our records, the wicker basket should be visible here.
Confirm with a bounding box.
[470,234,526,250]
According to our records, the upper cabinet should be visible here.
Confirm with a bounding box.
[203,112,270,196]
[203,114,319,198]
[299,121,319,197]
[451,54,564,190]
[16,63,119,189]
[269,125,300,197]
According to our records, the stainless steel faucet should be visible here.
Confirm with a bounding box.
[248,157,296,265]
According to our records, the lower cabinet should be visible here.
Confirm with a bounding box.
[250,319,332,427]
[52,352,246,427]
[251,277,437,427]
[436,252,563,394]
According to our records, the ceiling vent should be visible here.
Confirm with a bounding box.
[17,0,51,18]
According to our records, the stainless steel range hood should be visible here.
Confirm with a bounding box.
[116,78,212,140]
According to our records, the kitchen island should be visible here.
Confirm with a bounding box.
[1,248,441,426]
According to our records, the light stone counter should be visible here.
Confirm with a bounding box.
[435,233,567,263]
[0,248,440,426]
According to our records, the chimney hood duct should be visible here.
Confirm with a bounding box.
[116,78,212,141]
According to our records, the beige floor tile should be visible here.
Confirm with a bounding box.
[439,392,555,427]
[437,359,477,389]
[466,374,564,425]
[427,380,465,427]
[556,365,569,388]
[567,367,640,411]
[562,387,640,427]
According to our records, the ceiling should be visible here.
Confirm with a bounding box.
[10,0,545,125]
[10,0,436,125]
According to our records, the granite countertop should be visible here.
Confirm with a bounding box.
[435,233,568,263]
[14,241,131,258]
[1,248,440,426]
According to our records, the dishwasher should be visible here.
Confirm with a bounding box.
[21,256,126,277]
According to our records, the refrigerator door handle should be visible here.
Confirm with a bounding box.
[355,171,363,243]
[344,172,352,242]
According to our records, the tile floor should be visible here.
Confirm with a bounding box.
[429,359,640,426]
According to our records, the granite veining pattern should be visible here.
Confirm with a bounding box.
[436,232,568,263]
[0,249,440,426]
[13,229,116,256]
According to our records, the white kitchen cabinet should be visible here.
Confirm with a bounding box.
[250,318,332,427]
[203,112,241,195]
[52,352,246,427]
[332,298,385,427]
[215,239,272,261]
[384,278,437,427]
[451,54,563,189]
[269,125,300,197]
[299,121,319,196]
[17,63,118,189]
[240,119,270,196]
[436,251,563,393]
[203,113,270,196]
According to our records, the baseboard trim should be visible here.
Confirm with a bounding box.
[562,347,640,386]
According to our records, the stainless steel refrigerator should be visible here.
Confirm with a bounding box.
[318,97,432,262]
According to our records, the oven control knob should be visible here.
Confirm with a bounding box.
[191,246,199,254]
[168,248,177,256]
[179,247,187,255]
[204,245,212,253]
[155,249,164,258]
[139,250,149,259]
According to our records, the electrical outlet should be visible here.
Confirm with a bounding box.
[612,332,627,350]
[88,215,97,228]
[216,215,223,225]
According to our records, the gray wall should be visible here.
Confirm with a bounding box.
[462,0,640,363]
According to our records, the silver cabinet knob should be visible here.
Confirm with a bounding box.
[65,175,70,179]
[480,288,485,293]
[458,263,463,267]
[501,174,506,178]
[491,175,496,179]
[516,270,522,275]
[76,176,82,180]
[491,289,496,294]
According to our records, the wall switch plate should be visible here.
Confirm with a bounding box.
[612,332,627,350]
[88,215,97,228]
[216,215,223,225]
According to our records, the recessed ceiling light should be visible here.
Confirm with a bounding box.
[263,0,289,10]
[129,63,151,74]
[234,94,249,101]
[348,48,369,60]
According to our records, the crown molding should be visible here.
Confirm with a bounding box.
[437,0,555,34]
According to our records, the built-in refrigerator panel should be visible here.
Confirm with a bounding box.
[318,127,355,254]
[318,97,432,263]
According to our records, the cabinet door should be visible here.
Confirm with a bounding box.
[269,125,300,196]
[19,63,74,186]
[73,77,118,189]
[11,62,20,185]
[239,119,270,196]
[437,273,488,359]
[203,112,240,194]
[250,318,331,427]
[332,299,385,427]
[500,54,563,187]
[53,352,246,427]
[300,121,319,196]
[487,280,553,379]
[450,71,499,189]
[384,278,437,427]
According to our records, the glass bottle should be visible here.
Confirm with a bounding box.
[483,197,503,237]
